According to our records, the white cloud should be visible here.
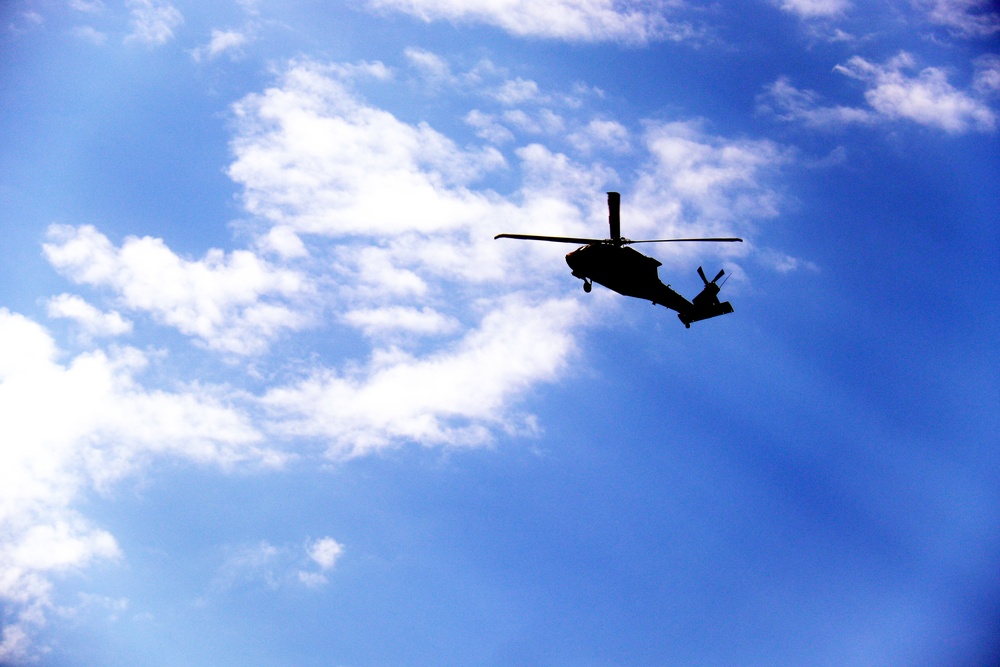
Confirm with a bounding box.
[973,54,1000,95]
[776,0,850,18]
[47,293,132,337]
[365,0,698,43]
[757,76,876,128]
[350,247,430,297]
[211,537,344,592]
[4,56,799,656]
[192,28,249,62]
[465,109,516,144]
[70,0,105,12]
[326,60,394,82]
[262,296,582,458]
[630,121,788,239]
[761,53,998,134]
[404,47,455,83]
[0,308,277,660]
[124,0,183,46]
[70,25,107,45]
[307,537,343,570]
[228,61,506,240]
[344,306,460,338]
[568,119,632,153]
[236,0,261,15]
[212,541,282,591]
[464,108,566,142]
[43,225,310,355]
[493,77,542,105]
[834,52,997,133]
[758,248,820,273]
[918,0,1000,37]
[502,108,565,134]
[204,57,610,459]
[297,570,328,587]
[258,225,309,259]
[0,625,31,663]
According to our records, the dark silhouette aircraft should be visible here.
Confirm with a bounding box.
[495,192,742,327]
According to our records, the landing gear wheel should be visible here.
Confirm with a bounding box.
[583,280,592,293]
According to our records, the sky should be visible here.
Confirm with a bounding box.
[0,0,998,665]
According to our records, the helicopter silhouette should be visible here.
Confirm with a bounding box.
[495,192,742,328]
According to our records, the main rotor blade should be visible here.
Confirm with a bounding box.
[627,237,744,244]
[494,233,604,244]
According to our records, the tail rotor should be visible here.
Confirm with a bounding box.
[698,266,725,286]
[679,266,735,328]
[693,266,726,306]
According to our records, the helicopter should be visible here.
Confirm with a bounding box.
[495,192,742,328]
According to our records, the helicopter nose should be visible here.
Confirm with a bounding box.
[565,250,580,270]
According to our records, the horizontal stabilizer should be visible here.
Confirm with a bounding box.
[678,301,734,328]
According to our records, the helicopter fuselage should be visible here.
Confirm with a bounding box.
[566,243,691,311]
[494,191,740,328]
[565,242,734,327]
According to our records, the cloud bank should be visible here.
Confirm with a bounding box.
[1,53,793,657]
[0,309,278,662]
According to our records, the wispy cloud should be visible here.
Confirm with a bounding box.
[409,50,611,148]
[917,0,1000,38]
[211,537,344,592]
[757,76,876,128]
[365,0,700,43]
[69,25,107,45]
[69,0,105,12]
[492,77,543,105]
[760,52,997,133]
[776,0,851,18]
[124,0,183,47]
[465,109,516,143]
[404,47,455,84]
[191,28,250,62]
[973,54,1000,95]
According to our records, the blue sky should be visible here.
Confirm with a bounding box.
[1,0,998,665]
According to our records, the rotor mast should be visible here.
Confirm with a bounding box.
[608,191,621,244]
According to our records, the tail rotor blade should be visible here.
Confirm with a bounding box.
[697,266,708,284]
[713,269,725,283]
